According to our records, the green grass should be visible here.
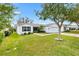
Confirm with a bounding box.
[0,32,79,56]
[64,30,79,34]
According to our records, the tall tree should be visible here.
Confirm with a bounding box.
[36,3,76,40]
[68,4,79,29]
[0,3,16,31]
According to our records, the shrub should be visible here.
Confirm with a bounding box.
[24,33,27,35]
[4,31,11,36]
[64,30,70,32]
[23,32,32,35]
[13,28,16,32]
[37,25,45,33]
[9,28,16,33]
[0,32,4,43]
[28,32,31,34]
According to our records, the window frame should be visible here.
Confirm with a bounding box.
[22,26,31,32]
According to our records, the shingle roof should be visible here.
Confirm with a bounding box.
[17,22,40,27]
[16,17,41,27]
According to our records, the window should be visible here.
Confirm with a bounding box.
[26,27,31,31]
[22,26,31,31]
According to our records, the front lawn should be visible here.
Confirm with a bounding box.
[0,33,79,56]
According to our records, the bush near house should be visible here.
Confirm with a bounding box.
[64,30,70,32]
[4,27,15,37]
[28,32,32,34]
[0,27,14,43]
[38,25,45,33]
[9,27,16,33]
[4,31,11,36]
[22,32,32,35]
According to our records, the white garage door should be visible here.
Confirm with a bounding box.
[45,27,58,33]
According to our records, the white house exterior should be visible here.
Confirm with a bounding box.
[16,17,79,34]
[44,23,64,33]
[17,24,33,34]
[16,17,40,35]
[16,18,65,34]
[65,22,79,30]
[17,23,65,34]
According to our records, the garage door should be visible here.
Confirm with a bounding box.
[45,27,58,33]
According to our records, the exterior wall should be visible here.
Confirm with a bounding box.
[16,24,33,35]
[44,25,64,33]
[16,24,65,34]
[65,22,79,30]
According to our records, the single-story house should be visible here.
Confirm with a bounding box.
[16,18,41,34]
[65,22,79,30]
[16,17,65,35]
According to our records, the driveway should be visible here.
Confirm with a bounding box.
[61,33,79,37]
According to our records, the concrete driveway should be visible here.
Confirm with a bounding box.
[61,33,79,37]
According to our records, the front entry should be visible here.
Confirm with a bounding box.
[33,27,39,33]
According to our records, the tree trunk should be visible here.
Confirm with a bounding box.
[77,24,79,30]
[58,26,62,40]
[76,23,79,30]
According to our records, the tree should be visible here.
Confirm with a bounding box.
[0,3,16,31]
[36,3,76,40]
[0,3,16,43]
[68,4,79,29]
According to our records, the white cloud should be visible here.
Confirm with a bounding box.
[14,11,21,15]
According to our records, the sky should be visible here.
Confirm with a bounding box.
[12,3,54,25]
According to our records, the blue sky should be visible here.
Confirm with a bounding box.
[13,3,54,25]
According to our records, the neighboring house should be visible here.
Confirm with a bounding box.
[16,17,65,34]
[65,22,79,30]
[44,23,64,33]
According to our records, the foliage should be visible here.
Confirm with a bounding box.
[4,31,11,37]
[36,3,77,40]
[0,32,4,43]
[67,4,79,28]
[0,3,16,31]
[64,30,70,32]
[22,32,32,35]
[9,27,15,33]
[38,25,45,33]
[3,26,15,37]
[28,32,31,34]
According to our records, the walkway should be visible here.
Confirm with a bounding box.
[61,33,79,37]
[34,33,79,37]
[34,33,51,36]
